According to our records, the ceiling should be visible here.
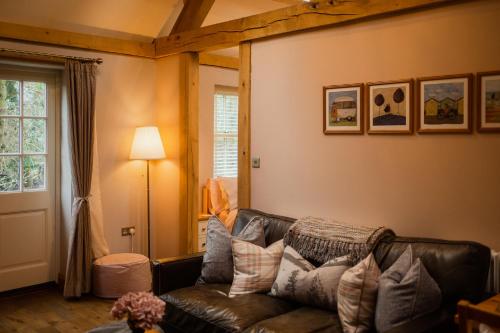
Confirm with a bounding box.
[0,0,297,41]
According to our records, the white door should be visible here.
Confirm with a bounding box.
[0,65,58,292]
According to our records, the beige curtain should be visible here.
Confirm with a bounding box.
[63,60,96,297]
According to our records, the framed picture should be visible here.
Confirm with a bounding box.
[417,74,473,133]
[323,84,363,134]
[366,80,413,134]
[477,71,500,132]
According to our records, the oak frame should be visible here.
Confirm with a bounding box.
[365,79,414,134]
[416,73,474,134]
[476,71,500,133]
[323,83,364,135]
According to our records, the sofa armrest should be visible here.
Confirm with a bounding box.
[151,252,204,296]
[383,308,455,333]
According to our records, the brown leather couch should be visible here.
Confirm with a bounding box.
[151,209,491,333]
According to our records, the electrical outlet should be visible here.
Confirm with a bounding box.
[252,157,260,168]
[121,226,136,236]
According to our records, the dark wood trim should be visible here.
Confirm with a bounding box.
[477,71,500,133]
[323,83,364,135]
[416,73,474,134]
[365,79,414,134]
[0,281,57,298]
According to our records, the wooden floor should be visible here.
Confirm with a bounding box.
[0,285,115,332]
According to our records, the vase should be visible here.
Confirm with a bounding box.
[127,320,145,333]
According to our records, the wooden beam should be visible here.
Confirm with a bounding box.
[238,42,251,209]
[170,0,215,35]
[179,53,199,254]
[156,0,461,56]
[199,53,239,70]
[0,21,155,58]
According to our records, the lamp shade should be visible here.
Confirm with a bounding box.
[129,126,166,160]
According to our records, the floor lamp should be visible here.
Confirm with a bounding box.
[129,126,166,258]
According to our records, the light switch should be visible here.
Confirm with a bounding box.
[252,157,260,168]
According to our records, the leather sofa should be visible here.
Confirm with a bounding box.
[151,209,491,333]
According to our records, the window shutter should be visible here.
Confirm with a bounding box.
[213,90,238,178]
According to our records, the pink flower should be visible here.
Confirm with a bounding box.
[111,292,166,330]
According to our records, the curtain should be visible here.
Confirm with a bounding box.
[89,126,110,258]
[63,60,96,297]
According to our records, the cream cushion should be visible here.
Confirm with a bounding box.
[93,253,151,298]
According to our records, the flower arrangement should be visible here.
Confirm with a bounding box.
[111,292,165,332]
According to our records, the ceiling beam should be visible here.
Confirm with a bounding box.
[199,52,239,70]
[0,21,155,58]
[155,0,462,57]
[170,0,215,35]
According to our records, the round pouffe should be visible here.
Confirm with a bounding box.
[93,253,152,298]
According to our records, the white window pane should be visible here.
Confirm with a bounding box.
[0,118,20,153]
[23,118,46,153]
[23,155,46,190]
[23,81,47,117]
[0,156,20,192]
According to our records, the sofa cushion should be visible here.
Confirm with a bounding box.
[270,246,351,311]
[233,209,296,245]
[244,307,343,333]
[230,239,284,297]
[161,284,297,333]
[337,253,380,333]
[200,217,266,284]
[375,246,442,333]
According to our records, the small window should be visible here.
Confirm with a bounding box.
[213,86,238,178]
[0,79,47,192]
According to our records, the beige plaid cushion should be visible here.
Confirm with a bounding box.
[337,253,380,333]
[229,239,284,297]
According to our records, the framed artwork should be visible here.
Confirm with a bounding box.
[366,80,413,134]
[416,74,473,133]
[323,84,363,134]
[477,71,500,132]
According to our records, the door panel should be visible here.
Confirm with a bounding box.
[0,66,58,292]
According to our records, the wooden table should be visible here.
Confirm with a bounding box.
[457,294,500,333]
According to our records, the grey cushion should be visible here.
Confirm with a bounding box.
[270,246,351,311]
[200,216,266,284]
[375,245,442,333]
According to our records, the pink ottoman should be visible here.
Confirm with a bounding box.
[93,253,151,298]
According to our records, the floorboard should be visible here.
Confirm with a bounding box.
[0,285,115,332]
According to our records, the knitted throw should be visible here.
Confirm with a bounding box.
[283,216,395,264]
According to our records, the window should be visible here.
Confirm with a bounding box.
[0,79,47,192]
[213,87,238,178]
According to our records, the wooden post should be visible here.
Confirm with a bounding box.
[238,42,251,209]
[179,52,199,254]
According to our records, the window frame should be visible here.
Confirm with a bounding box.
[213,85,238,178]
[0,69,50,194]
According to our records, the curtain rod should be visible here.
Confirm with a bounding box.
[0,48,103,64]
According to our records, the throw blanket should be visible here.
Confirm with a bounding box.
[283,216,395,264]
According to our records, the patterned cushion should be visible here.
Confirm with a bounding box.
[337,253,381,333]
[270,246,351,311]
[199,216,266,284]
[375,245,442,333]
[229,239,285,297]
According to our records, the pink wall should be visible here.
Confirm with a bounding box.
[251,0,500,249]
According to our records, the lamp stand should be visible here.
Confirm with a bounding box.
[146,160,151,258]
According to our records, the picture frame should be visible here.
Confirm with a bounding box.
[366,80,414,134]
[323,84,364,134]
[416,74,473,133]
[477,71,500,132]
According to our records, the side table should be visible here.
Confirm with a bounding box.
[457,294,500,333]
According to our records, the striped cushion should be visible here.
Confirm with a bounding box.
[229,239,284,297]
[337,253,380,333]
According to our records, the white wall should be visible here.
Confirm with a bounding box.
[251,0,500,250]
